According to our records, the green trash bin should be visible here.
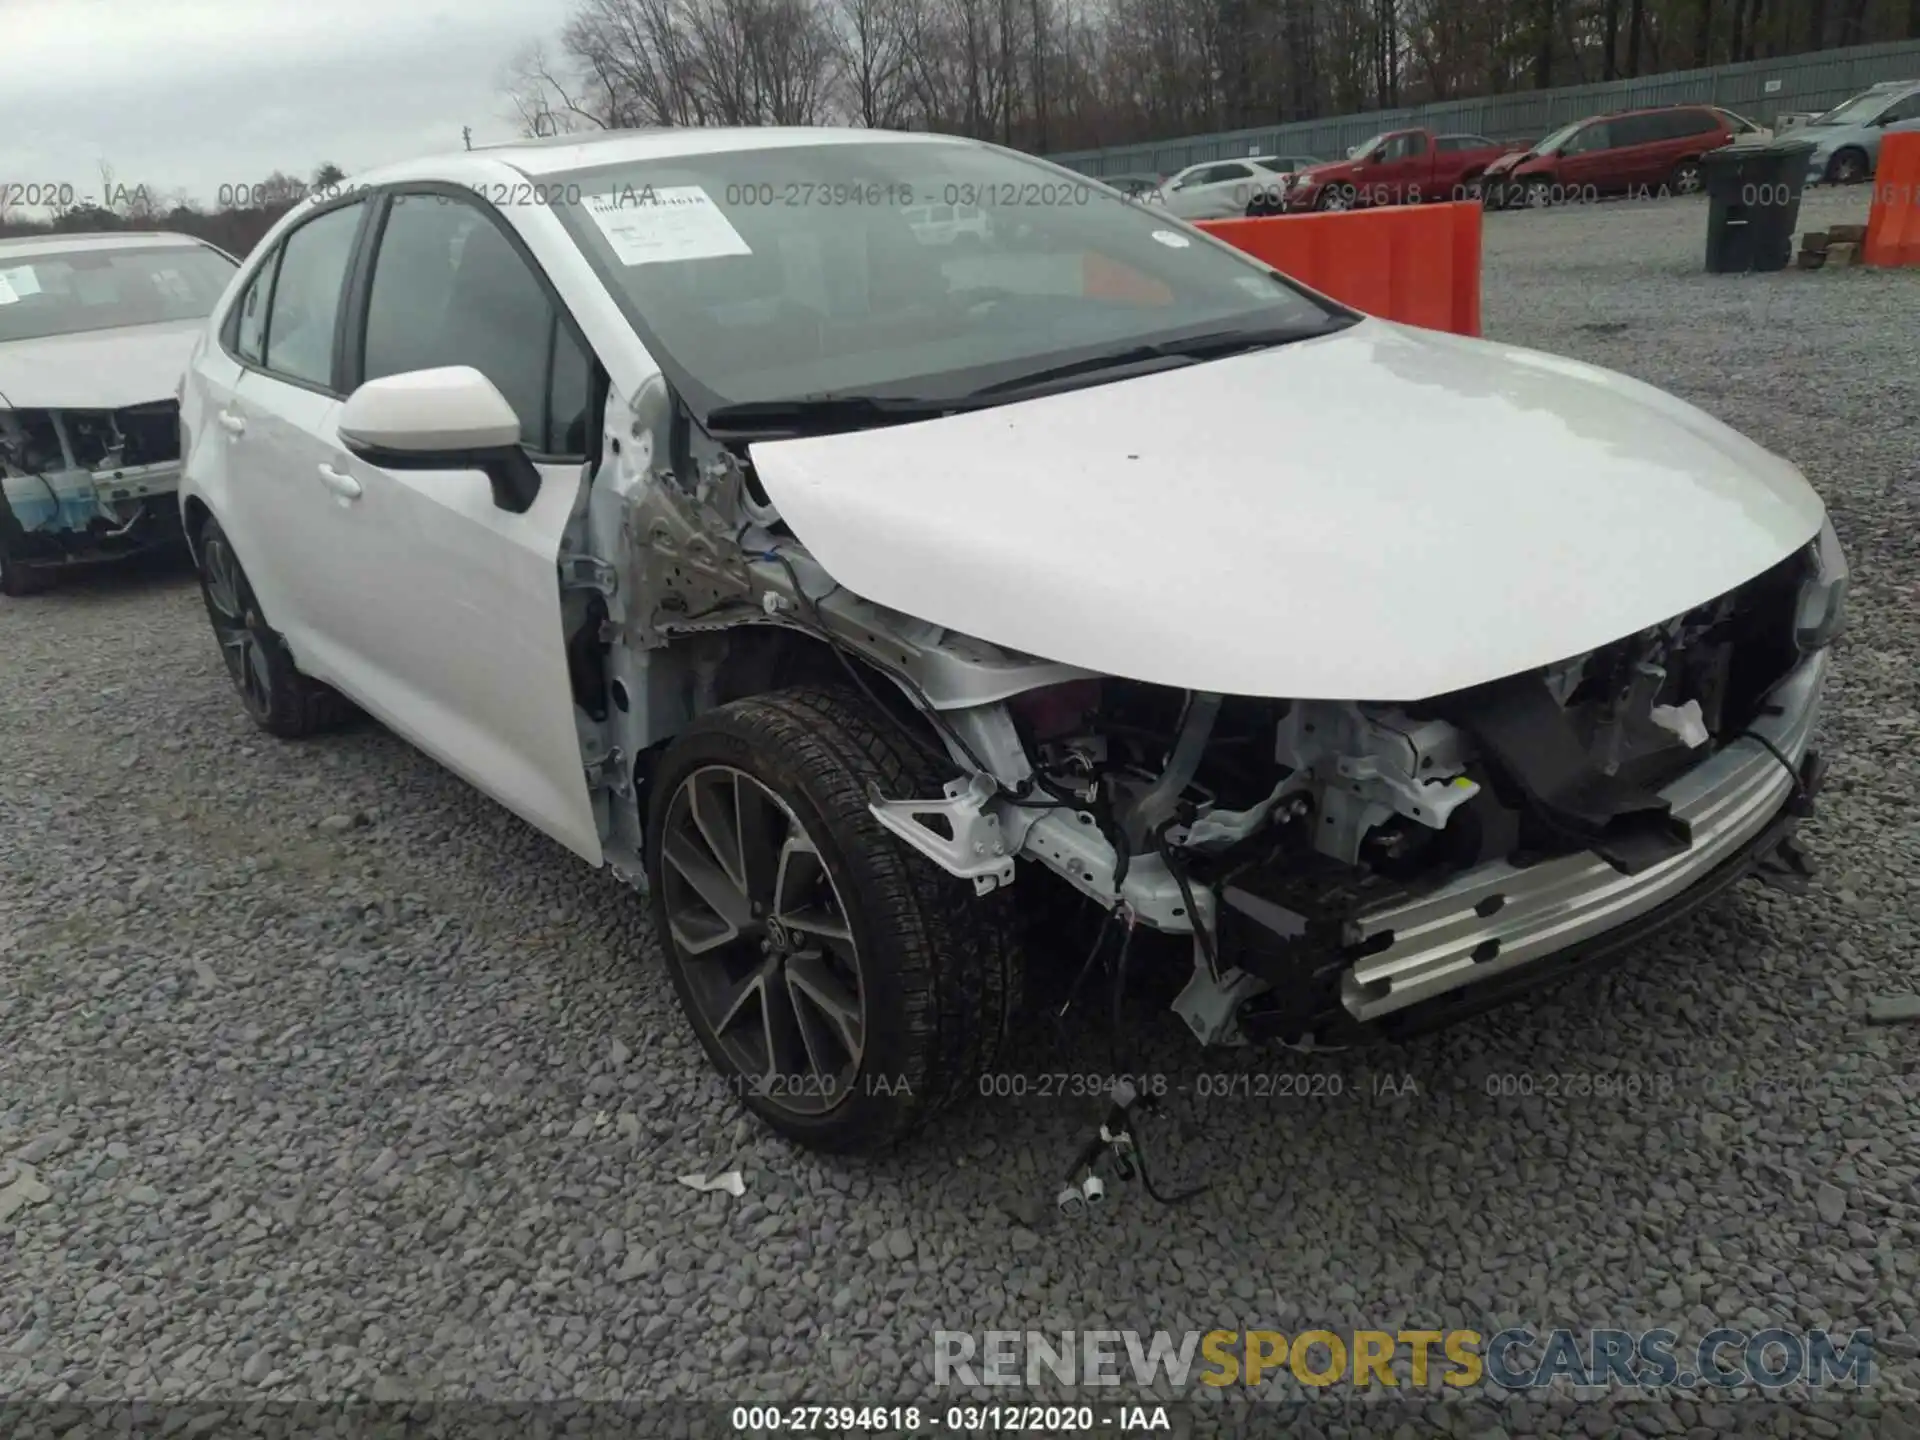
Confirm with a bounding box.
[1700,139,1816,274]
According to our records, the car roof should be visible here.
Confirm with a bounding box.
[363,125,978,183]
[1591,102,1718,119]
[0,230,216,258]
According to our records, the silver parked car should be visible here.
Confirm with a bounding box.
[1799,78,1920,184]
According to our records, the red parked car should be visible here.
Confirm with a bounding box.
[1279,129,1527,211]
[1482,105,1744,208]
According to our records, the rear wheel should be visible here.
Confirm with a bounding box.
[196,516,356,738]
[1827,148,1869,185]
[646,685,1021,1153]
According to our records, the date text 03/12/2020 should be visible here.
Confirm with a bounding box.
[728,1404,1175,1434]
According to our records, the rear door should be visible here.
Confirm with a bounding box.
[1662,109,1729,181]
[184,249,277,602]
[225,197,374,657]
[325,186,602,863]
[1618,112,1682,189]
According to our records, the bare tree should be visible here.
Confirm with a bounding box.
[833,0,915,126]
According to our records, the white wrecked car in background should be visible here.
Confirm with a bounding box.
[176,128,1847,1153]
[0,232,238,595]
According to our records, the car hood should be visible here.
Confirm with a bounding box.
[1484,151,1531,175]
[747,319,1825,703]
[1293,160,1354,183]
[0,318,201,410]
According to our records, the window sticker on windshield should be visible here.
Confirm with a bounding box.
[1150,230,1191,248]
[0,264,40,298]
[583,185,752,266]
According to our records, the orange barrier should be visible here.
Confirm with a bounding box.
[1863,132,1920,268]
[1195,201,1483,336]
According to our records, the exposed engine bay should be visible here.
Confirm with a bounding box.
[0,402,185,563]
[562,380,1840,1052]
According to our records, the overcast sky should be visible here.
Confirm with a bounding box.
[4,0,574,211]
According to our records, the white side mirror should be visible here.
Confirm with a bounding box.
[339,366,521,453]
[338,366,542,514]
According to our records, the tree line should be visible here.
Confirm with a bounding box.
[505,0,1920,154]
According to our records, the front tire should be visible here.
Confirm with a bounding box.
[646,685,1021,1153]
[1315,183,1356,212]
[195,516,355,738]
[1670,159,1704,196]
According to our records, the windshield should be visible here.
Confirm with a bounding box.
[1811,88,1898,126]
[1530,121,1586,155]
[549,140,1343,421]
[1347,134,1390,158]
[0,244,236,343]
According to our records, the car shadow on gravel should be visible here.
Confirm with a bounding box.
[3,542,199,603]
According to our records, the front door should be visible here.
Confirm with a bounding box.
[323,188,602,863]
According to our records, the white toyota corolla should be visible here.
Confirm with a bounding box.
[178,127,1847,1154]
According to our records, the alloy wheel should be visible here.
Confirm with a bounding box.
[202,532,273,719]
[1674,163,1703,195]
[1832,152,1867,184]
[660,764,865,1116]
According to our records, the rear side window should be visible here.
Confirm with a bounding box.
[263,202,365,389]
[232,258,273,365]
[1610,114,1662,145]
[361,191,591,457]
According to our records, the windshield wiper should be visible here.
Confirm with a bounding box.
[966,317,1355,400]
[704,394,968,437]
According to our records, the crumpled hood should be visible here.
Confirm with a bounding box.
[0,319,200,410]
[748,318,1826,702]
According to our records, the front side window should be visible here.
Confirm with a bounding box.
[1881,93,1920,123]
[548,139,1344,422]
[1815,88,1900,126]
[263,202,365,389]
[1566,122,1613,154]
[360,192,589,456]
[0,244,236,344]
[1532,121,1585,155]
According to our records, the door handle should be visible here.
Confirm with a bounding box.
[317,463,363,500]
[217,409,246,436]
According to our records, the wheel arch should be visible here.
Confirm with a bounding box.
[628,623,945,863]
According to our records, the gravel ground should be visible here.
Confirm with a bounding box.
[4,189,1920,1435]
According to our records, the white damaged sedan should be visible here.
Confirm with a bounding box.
[178,127,1847,1152]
